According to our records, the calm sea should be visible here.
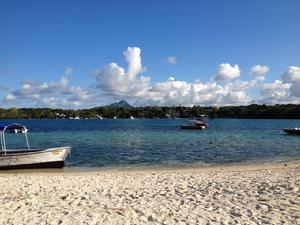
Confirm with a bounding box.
[1,119,300,168]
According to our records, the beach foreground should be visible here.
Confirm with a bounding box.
[0,163,299,225]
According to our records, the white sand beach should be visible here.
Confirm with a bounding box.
[0,162,299,225]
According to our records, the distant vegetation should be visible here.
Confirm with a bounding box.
[1,104,300,119]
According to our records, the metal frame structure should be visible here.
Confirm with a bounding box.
[0,123,30,154]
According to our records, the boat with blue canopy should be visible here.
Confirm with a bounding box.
[0,123,71,170]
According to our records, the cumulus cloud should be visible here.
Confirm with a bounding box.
[95,49,252,106]
[260,80,290,99]
[213,63,241,81]
[226,79,257,92]
[2,47,300,108]
[256,66,300,104]
[95,47,300,106]
[63,86,96,102]
[124,47,145,78]
[281,66,300,83]
[250,65,270,81]
[4,76,70,102]
[4,94,16,102]
[164,56,177,65]
[95,47,151,99]
[280,66,300,98]
[289,81,300,97]
[94,47,299,106]
[3,68,97,108]
[258,81,299,104]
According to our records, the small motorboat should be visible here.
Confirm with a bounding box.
[0,123,71,170]
[180,118,208,130]
[283,128,300,135]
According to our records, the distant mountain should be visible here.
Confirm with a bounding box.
[107,100,134,108]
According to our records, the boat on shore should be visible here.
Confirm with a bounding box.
[0,123,71,170]
[283,128,300,135]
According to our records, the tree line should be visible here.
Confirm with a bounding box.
[0,104,300,119]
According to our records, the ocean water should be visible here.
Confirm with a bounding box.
[1,119,300,168]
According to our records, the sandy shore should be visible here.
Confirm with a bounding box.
[0,162,299,225]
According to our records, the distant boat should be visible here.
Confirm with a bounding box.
[130,116,135,120]
[0,123,71,170]
[180,118,208,130]
[113,116,117,119]
[283,128,300,135]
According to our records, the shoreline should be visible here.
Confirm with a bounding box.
[1,158,299,175]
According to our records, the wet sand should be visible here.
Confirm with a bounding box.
[0,161,299,225]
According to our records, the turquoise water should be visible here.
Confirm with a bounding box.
[1,119,300,168]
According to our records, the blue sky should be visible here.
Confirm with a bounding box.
[1,0,300,108]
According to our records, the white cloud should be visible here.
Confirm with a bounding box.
[258,79,300,104]
[97,47,300,106]
[124,47,145,79]
[95,47,151,99]
[226,79,257,92]
[151,79,192,105]
[281,66,300,83]
[191,81,251,106]
[165,56,177,65]
[250,65,270,81]
[2,47,300,108]
[6,77,70,101]
[2,73,96,108]
[260,80,290,99]
[213,63,241,81]
[250,65,270,76]
[280,66,300,98]
[290,81,300,97]
[94,48,252,106]
[64,86,96,102]
[3,94,16,102]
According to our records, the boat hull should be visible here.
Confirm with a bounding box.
[0,161,64,170]
[283,128,300,135]
[180,125,206,130]
[0,146,71,170]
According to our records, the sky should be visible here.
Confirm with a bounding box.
[1,0,300,108]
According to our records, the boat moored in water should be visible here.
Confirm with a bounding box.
[283,128,300,135]
[0,123,71,170]
[180,118,209,130]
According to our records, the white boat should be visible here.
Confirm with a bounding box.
[0,123,71,170]
[130,116,135,120]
